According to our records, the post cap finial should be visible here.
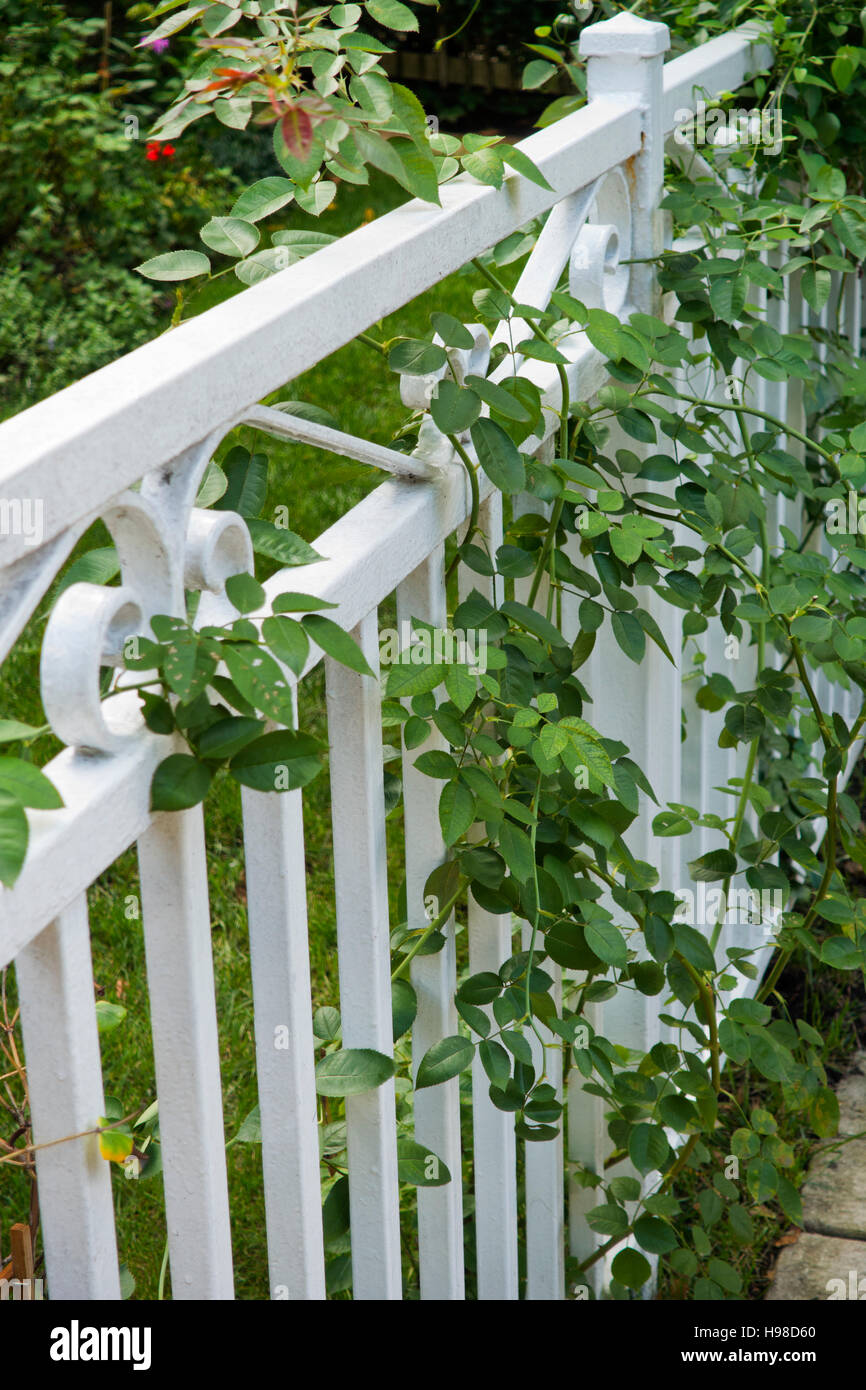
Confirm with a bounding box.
[578,13,670,59]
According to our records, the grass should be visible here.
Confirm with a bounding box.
[0,167,508,1299]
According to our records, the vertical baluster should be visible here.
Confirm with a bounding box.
[242,770,326,1300]
[15,895,121,1299]
[325,610,402,1299]
[397,545,465,1299]
[512,487,565,1299]
[459,490,519,1299]
[522,924,564,1299]
[137,808,234,1298]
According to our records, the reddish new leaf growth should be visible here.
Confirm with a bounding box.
[280,104,314,160]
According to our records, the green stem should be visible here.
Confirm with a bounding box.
[758,775,837,1003]
[391,882,464,982]
[523,771,544,1021]
[445,436,481,583]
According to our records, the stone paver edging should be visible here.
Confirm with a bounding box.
[767,1051,866,1300]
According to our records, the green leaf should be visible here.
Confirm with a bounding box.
[464,375,532,422]
[222,643,296,723]
[801,266,831,313]
[821,936,862,970]
[295,180,338,218]
[312,1006,341,1042]
[54,546,120,599]
[499,818,534,883]
[430,312,475,349]
[431,380,481,434]
[470,418,525,494]
[438,781,475,845]
[585,308,626,360]
[688,849,737,882]
[230,730,324,792]
[273,121,324,189]
[216,447,268,519]
[391,978,417,1042]
[95,1001,127,1034]
[0,793,28,887]
[587,1204,630,1236]
[810,1086,840,1137]
[444,664,477,712]
[523,58,557,89]
[0,759,63,810]
[365,0,418,31]
[386,662,446,698]
[611,611,646,663]
[150,755,213,811]
[196,460,227,508]
[302,614,374,676]
[272,592,339,613]
[628,1123,670,1175]
[611,1247,652,1290]
[724,704,765,742]
[673,923,715,973]
[584,920,627,970]
[200,217,259,258]
[315,1048,395,1096]
[230,177,296,222]
[0,720,42,744]
[197,716,264,760]
[462,145,505,187]
[134,250,210,282]
[634,1215,678,1254]
[396,1139,451,1186]
[389,338,448,375]
[262,615,309,676]
[247,520,323,568]
[322,1175,350,1244]
[225,572,266,614]
[416,1034,474,1089]
[610,526,643,565]
[710,275,747,323]
[499,144,553,191]
[479,1038,510,1088]
[776,1174,803,1225]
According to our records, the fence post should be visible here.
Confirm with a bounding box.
[579,13,670,316]
[568,13,676,1296]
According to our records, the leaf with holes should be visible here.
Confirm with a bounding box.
[222,644,296,724]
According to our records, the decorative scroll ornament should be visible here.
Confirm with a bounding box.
[40,423,253,755]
